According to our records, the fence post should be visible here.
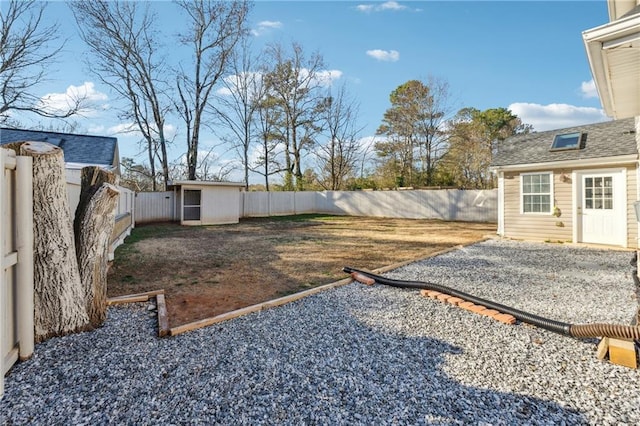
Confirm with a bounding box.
[16,155,33,360]
[0,150,5,399]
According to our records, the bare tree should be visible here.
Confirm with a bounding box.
[316,85,363,190]
[1,0,84,123]
[263,42,328,191]
[174,0,250,181]
[70,1,172,191]
[251,95,284,191]
[210,37,263,190]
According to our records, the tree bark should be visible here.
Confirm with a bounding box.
[13,141,90,342]
[74,167,119,327]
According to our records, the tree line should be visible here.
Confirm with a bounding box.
[1,1,532,192]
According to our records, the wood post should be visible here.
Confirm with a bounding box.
[15,155,34,360]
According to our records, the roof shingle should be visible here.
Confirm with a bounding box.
[490,118,637,168]
[0,128,118,167]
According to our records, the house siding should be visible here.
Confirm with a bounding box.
[503,165,638,247]
[626,165,638,248]
[503,170,573,243]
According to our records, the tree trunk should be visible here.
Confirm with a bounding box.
[74,167,119,328]
[16,142,90,342]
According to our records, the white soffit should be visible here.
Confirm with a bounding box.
[608,0,640,21]
[583,12,640,119]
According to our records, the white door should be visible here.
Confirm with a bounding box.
[579,172,625,246]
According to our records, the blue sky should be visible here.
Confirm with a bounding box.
[12,1,612,182]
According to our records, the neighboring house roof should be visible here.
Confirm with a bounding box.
[491,118,637,168]
[0,128,119,173]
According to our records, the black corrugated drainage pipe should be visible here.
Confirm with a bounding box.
[343,266,640,341]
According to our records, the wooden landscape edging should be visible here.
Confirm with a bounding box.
[168,238,489,336]
[106,289,165,305]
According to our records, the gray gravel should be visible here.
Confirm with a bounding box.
[2,239,639,425]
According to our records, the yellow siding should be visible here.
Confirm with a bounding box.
[504,170,573,243]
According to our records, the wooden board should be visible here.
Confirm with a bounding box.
[107,289,165,306]
[156,294,170,337]
[608,338,637,369]
[169,277,354,336]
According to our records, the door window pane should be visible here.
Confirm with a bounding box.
[584,176,613,210]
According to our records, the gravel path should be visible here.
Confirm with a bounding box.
[2,239,639,425]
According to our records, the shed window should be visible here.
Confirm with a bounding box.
[183,189,201,221]
[550,132,582,151]
[521,173,552,213]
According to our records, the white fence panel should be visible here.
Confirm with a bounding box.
[242,191,270,217]
[294,192,316,214]
[268,192,296,216]
[1,150,34,399]
[135,191,175,223]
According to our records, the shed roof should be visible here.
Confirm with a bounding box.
[0,128,118,168]
[490,118,637,168]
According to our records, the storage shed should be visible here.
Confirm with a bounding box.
[168,180,244,226]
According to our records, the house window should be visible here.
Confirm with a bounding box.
[521,173,552,213]
[550,132,582,151]
[183,189,201,221]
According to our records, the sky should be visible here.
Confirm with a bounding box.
[8,1,612,183]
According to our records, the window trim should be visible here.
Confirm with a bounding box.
[520,171,554,215]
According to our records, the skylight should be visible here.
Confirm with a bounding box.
[550,132,583,151]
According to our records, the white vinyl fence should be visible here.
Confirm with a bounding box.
[135,191,175,224]
[242,189,497,222]
[136,189,497,223]
[1,150,34,399]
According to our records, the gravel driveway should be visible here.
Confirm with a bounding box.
[1,239,639,425]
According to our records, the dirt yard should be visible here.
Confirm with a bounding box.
[108,215,495,326]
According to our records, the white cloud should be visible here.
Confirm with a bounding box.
[107,122,177,141]
[366,49,400,62]
[216,71,265,97]
[380,1,407,11]
[251,20,283,36]
[314,69,343,86]
[508,102,610,131]
[38,82,109,117]
[356,1,407,12]
[87,125,106,134]
[108,122,138,135]
[580,79,599,99]
[356,4,374,12]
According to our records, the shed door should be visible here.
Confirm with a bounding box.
[183,189,201,221]
[579,172,625,246]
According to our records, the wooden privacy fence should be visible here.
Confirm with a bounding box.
[135,188,498,224]
[1,149,34,399]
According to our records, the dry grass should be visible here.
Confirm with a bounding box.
[108,215,495,326]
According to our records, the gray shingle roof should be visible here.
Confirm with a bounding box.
[490,118,637,168]
[0,128,118,167]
